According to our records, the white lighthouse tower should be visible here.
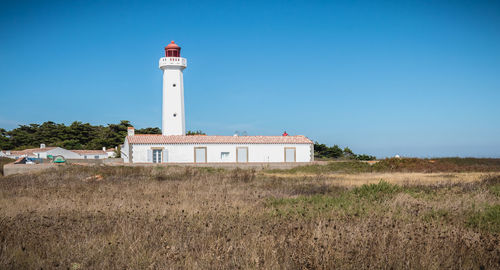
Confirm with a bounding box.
[159,41,187,135]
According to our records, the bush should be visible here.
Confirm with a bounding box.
[467,205,500,233]
[353,180,401,201]
[354,154,376,161]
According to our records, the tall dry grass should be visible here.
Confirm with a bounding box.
[0,165,499,269]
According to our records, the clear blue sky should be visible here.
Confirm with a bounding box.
[1,0,499,158]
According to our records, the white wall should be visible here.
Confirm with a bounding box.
[130,143,313,163]
[79,154,108,159]
[36,148,108,159]
[41,148,81,159]
[121,140,130,163]
[161,60,186,136]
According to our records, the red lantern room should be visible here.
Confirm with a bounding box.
[165,41,181,57]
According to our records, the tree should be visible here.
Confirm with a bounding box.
[355,154,376,161]
[314,142,343,159]
[105,120,132,148]
[0,120,205,151]
[60,139,83,150]
[186,130,205,135]
[0,128,12,150]
[327,145,343,158]
[136,127,161,134]
[343,147,353,155]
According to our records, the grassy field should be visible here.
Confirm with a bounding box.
[267,157,500,174]
[0,161,499,269]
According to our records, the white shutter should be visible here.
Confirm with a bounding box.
[237,147,248,163]
[162,149,168,163]
[147,149,152,163]
[285,148,296,162]
[195,148,206,163]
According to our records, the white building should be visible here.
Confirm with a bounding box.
[71,150,108,159]
[4,146,79,159]
[122,41,313,164]
[2,145,110,160]
[105,147,117,158]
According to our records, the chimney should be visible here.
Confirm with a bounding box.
[102,147,106,151]
[40,143,46,149]
[127,127,135,136]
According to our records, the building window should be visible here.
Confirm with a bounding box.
[84,155,87,159]
[94,155,99,159]
[173,84,176,87]
[221,152,230,160]
[167,50,179,57]
[173,113,177,117]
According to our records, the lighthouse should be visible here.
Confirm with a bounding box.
[159,41,187,135]
[122,41,314,164]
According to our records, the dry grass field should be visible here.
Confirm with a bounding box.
[1,160,500,269]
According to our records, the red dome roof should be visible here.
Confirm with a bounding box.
[165,41,180,49]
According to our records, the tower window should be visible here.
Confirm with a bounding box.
[173,113,177,117]
[173,84,176,87]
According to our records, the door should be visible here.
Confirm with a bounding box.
[194,147,207,163]
[236,147,248,163]
[152,149,162,163]
[285,147,296,162]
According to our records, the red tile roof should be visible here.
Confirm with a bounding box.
[72,150,107,155]
[127,135,313,144]
[8,147,57,156]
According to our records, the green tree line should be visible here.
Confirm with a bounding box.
[314,142,376,160]
[0,121,375,160]
[0,121,205,150]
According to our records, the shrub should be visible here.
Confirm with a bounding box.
[353,180,401,201]
[230,168,255,183]
[466,205,500,233]
[354,154,376,161]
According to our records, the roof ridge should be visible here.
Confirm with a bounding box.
[127,134,313,144]
[129,134,307,137]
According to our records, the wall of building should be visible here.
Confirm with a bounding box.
[121,140,130,163]
[130,143,313,163]
[39,149,109,160]
[66,158,123,164]
[41,148,81,159]
[78,154,108,159]
[162,67,185,135]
